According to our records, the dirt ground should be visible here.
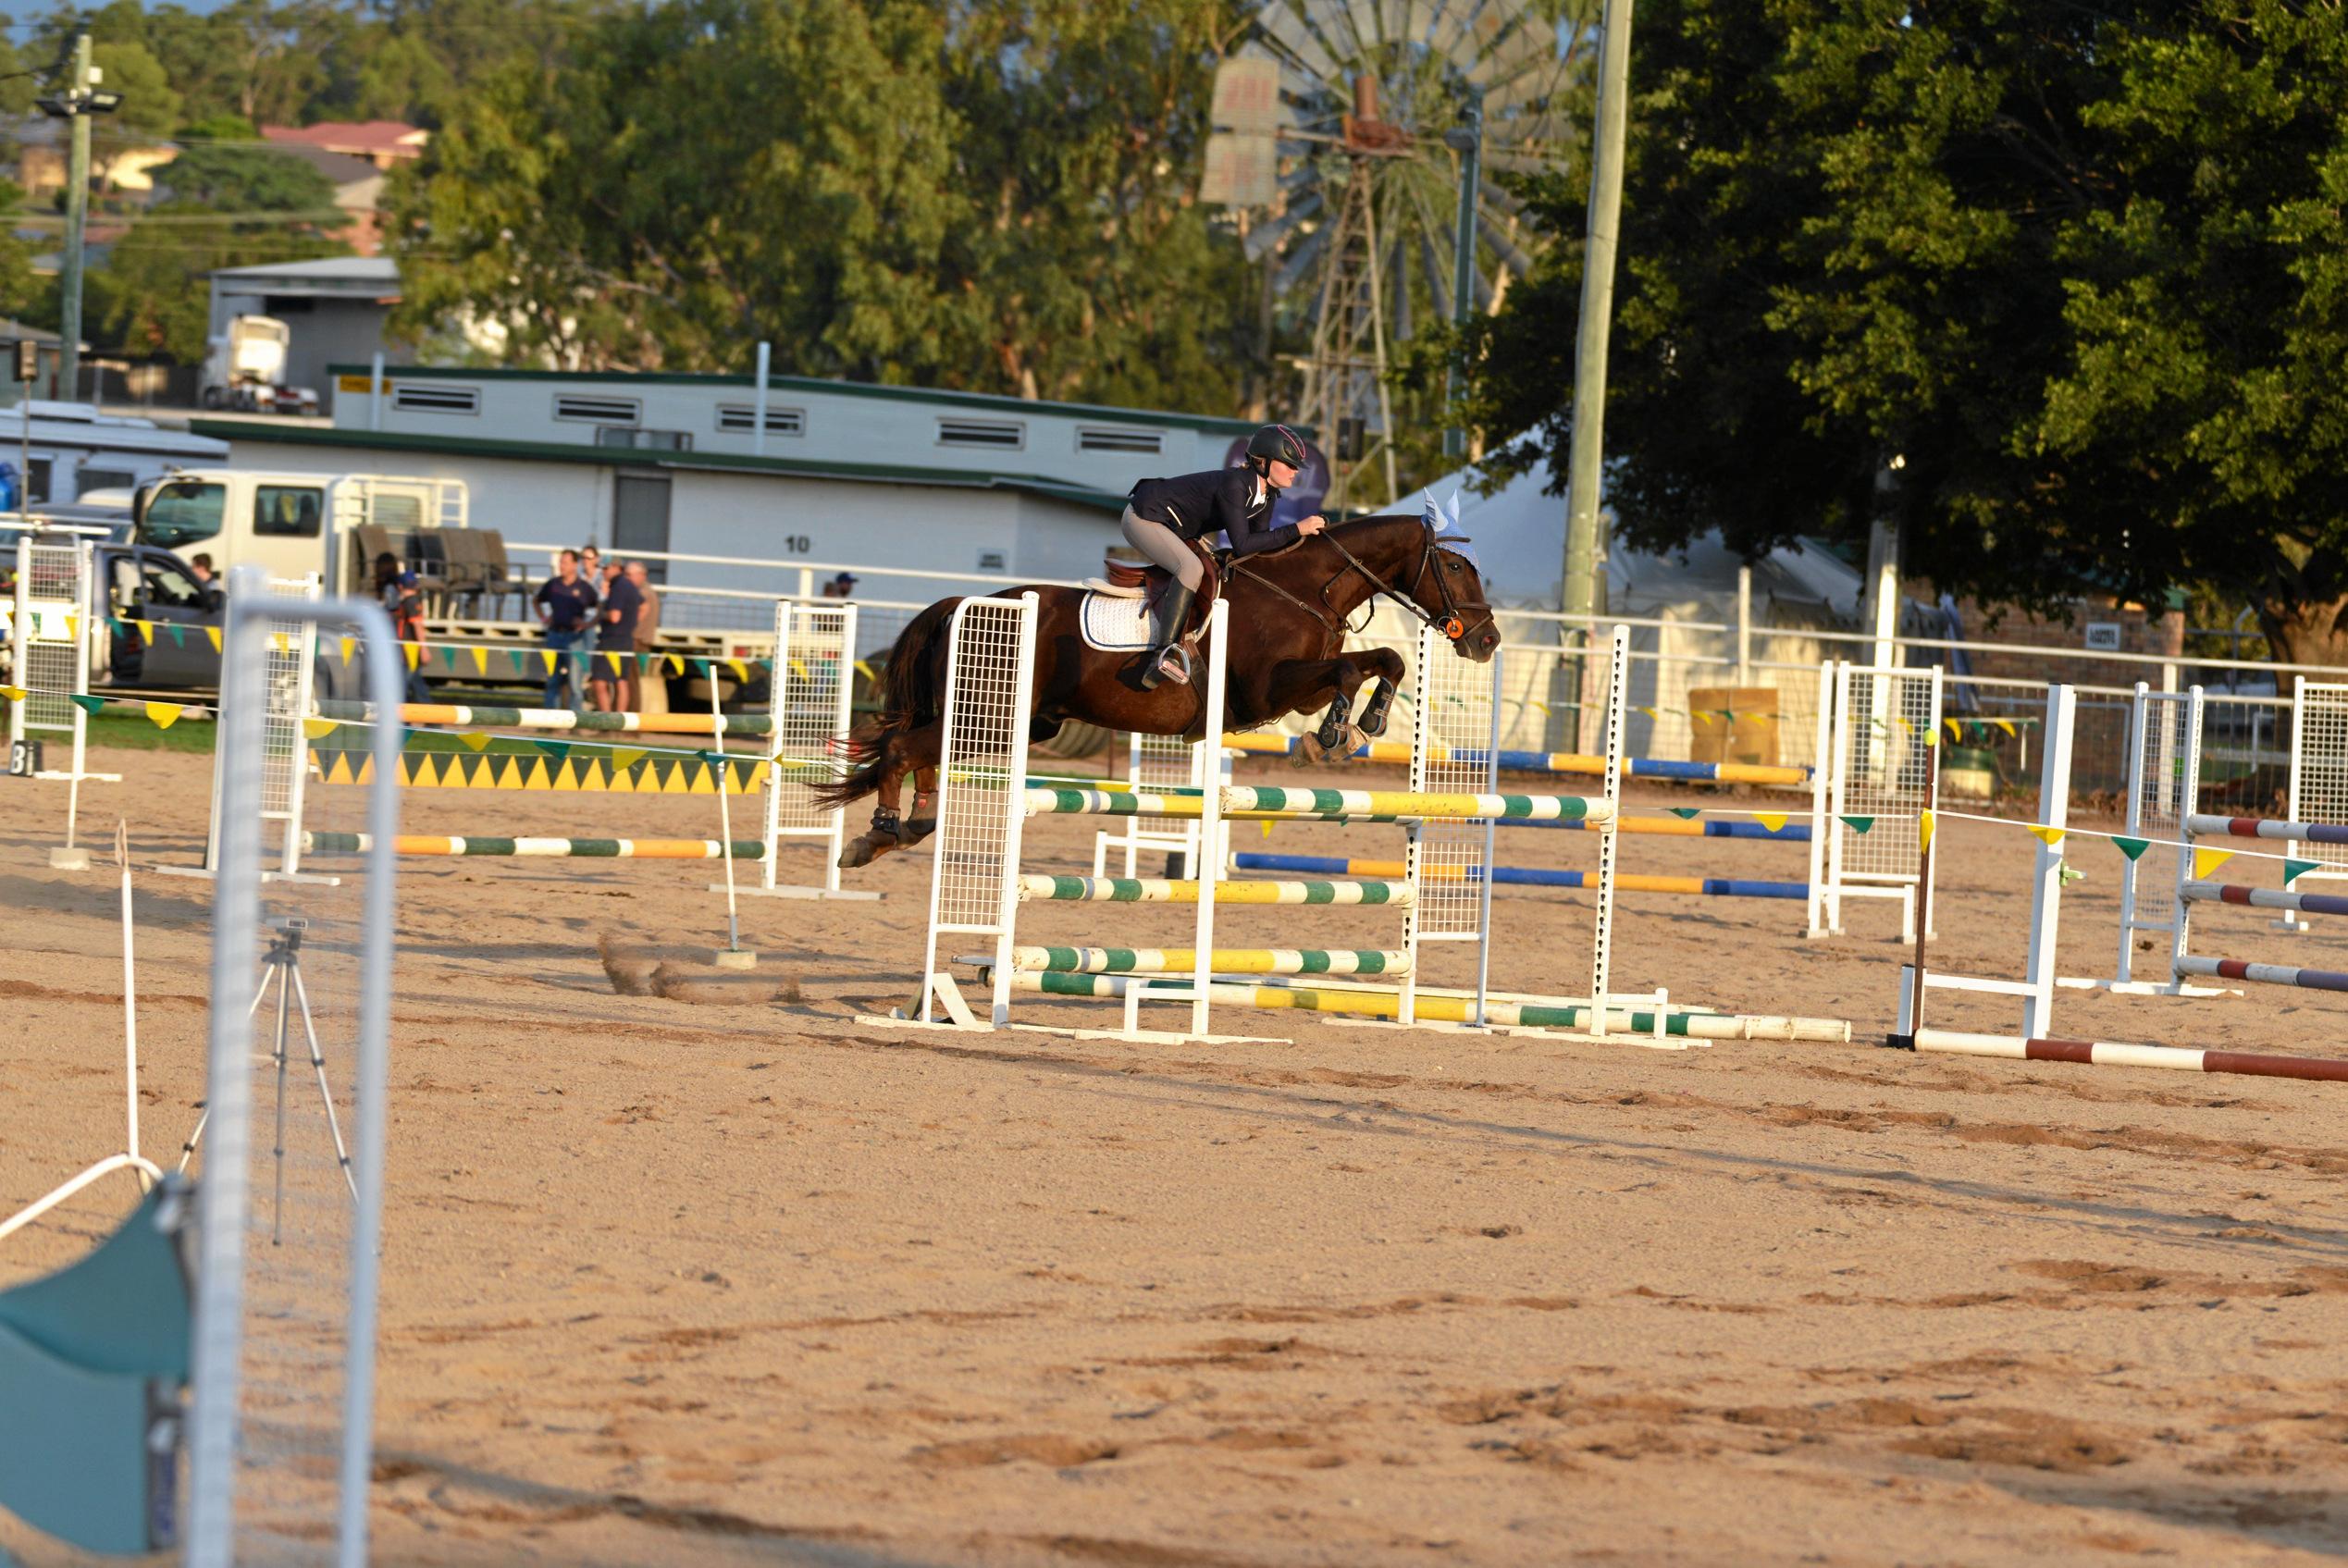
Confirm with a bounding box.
[6,741,2348,1566]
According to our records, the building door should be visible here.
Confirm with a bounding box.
[612,474,672,579]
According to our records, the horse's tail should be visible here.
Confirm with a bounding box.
[809,596,962,809]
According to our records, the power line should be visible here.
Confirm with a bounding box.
[15,210,357,225]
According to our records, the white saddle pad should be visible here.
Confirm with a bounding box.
[1080,589,1156,651]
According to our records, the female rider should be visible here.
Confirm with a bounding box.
[1121,424,1328,687]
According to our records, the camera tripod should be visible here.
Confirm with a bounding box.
[177,917,357,1241]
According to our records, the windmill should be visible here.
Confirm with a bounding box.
[1204,1,1586,512]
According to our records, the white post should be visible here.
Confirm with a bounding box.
[1188,599,1229,1040]
[367,351,384,431]
[2114,682,2148,984]
[2285,673,2309,931]
[6,537,23,757]
[1734,562,1751,686]
[994,594,1040,1023]
[1863,518,1900,672]
[758,603,792,893]
[1474,645,1502,1026]
[1922,663,1945,942]
[279,604,320,876]
[1401,626,1428,1028]
[61,539,93,853]
[711,677,742,954]
[1587,624,1628,1034]
[2164,686,2206,986]
[2018,684,2073,1038]
[117,821,141,1183]
[752,342,772,457]
[1804,660,1832,939]
[1823,662,1851,935]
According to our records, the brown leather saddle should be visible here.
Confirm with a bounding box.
[1102,540,1221,644]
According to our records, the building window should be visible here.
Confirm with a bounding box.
[938,416,1024,451]
[76,467,135,492]
[253,485,324,537]
[1077,427,1161,454]
[593,427,692,451]
[141,479,225,546]
[716,404,806,436]
[553,393,642,424]
[390,383,480,415]
[367,494,424,529]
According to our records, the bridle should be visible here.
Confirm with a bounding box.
[1323,527,1497,646]
[1228,522,1497,651]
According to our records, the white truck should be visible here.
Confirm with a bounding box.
[200,315,319,416]
[131,468,464,594]
[121,468,765,697]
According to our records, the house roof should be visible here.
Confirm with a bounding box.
[186,419,1131,512]
[210,257,401,301]
[263,122,428,159]
[240,142,383,202]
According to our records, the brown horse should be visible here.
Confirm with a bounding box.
[814,512,1501,868]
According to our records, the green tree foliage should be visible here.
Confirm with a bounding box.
[387,0,1256,411]
[157,142,340,213]
[341,0,595,129]
[1462,0,2348,662]
[0,180,45,322]
[388,0,967,377]
[940,2,1255,409]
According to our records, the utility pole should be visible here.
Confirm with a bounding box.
[1441,90,1483,463]
[1555,0,1634,747]
[40,30,122,405]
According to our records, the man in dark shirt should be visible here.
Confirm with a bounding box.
[591,562,645,712]
[534,549,598,710]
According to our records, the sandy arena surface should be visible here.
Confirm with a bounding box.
[6,741,2348,1566]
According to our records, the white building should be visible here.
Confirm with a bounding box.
[206,259,403,412]
[189,364,1261,610]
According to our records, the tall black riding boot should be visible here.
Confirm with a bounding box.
[1139,583,1196,690]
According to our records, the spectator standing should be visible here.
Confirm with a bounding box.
[372,551,433,703]
[626,561,661,712]
[821,571,857,599]
[534,549,598,710]
[575,544,605,689]
[591,562,645,711]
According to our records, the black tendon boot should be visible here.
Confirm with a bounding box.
[1139,582,1196,690]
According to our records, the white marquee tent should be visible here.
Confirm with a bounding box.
[1355,447,1872,759]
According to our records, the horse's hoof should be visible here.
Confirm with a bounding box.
[838,834,887,870]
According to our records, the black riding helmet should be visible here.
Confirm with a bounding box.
[1245,423,1308,486]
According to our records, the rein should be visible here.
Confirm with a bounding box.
[1229,524,1494,650]
[1322,530,1491,645]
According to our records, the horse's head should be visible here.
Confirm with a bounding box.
[1365,515,1501,662]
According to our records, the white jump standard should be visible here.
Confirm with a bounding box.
[869,596,1833,1043]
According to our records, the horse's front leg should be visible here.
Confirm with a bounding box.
[1259,655,1368,763]
[1352,647,1409,737]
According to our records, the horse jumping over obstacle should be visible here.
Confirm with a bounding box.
[814,513,1500,868]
